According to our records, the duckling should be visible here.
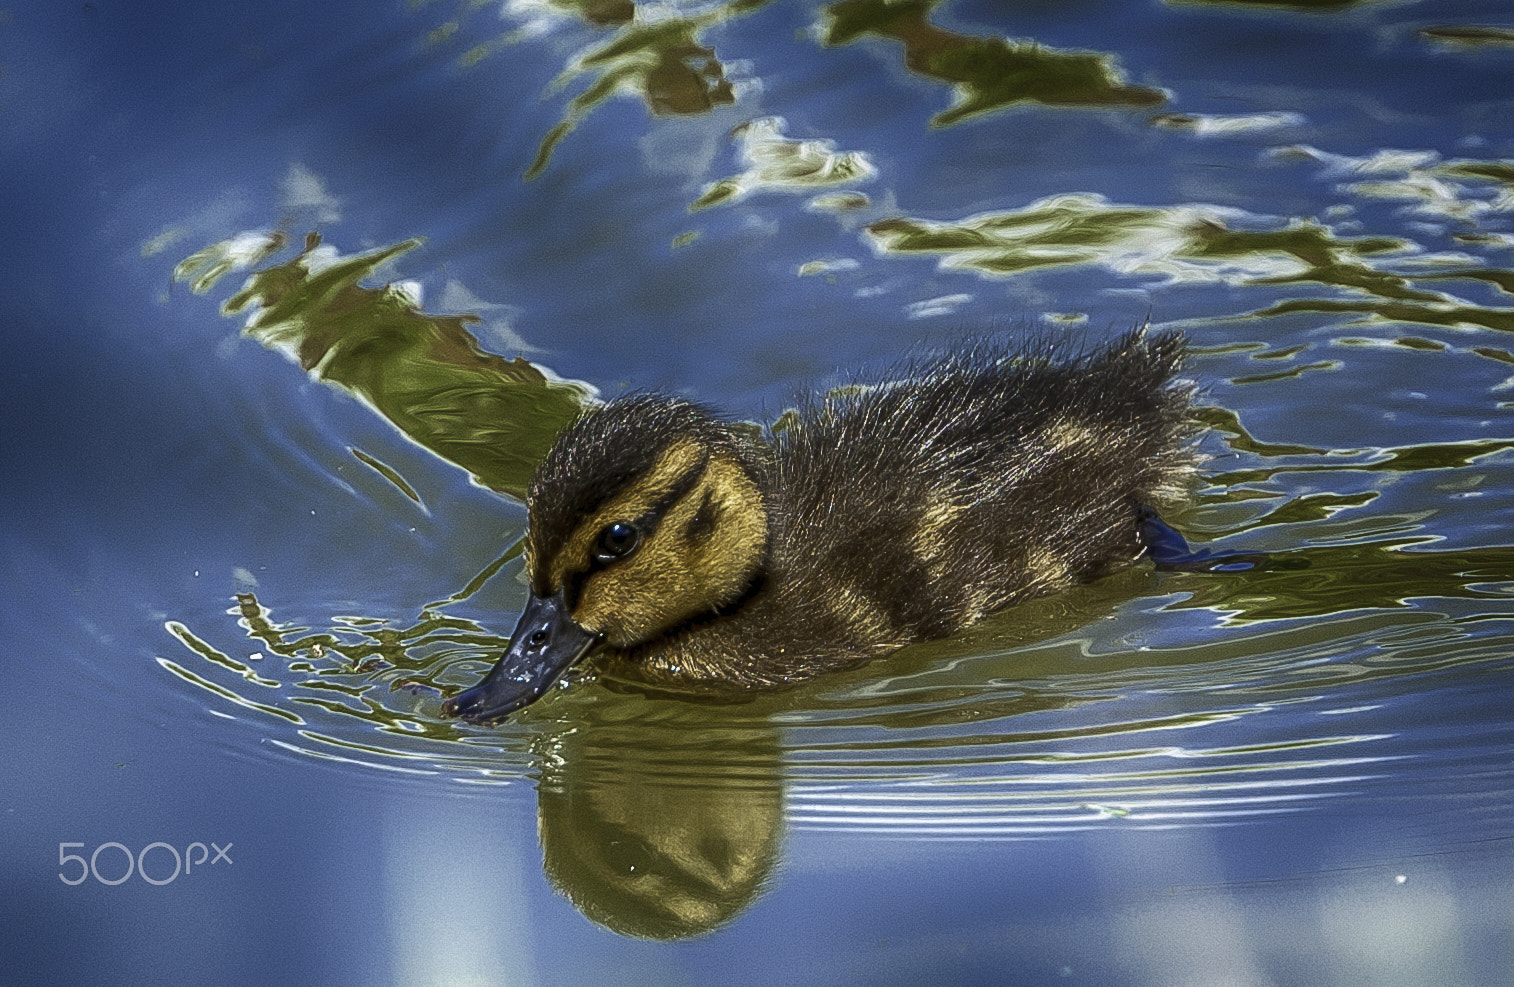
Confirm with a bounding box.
[444,328,1197,723]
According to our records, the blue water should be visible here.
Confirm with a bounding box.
[4,1,1513,984]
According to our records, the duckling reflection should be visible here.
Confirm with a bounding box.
[445,329,1199,723]
[525,579,1175,940]
[534,709,783,940]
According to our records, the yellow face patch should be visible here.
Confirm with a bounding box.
[534,440,769,649]
[539,437,708,593]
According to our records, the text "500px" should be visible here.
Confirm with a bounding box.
[59,842,234,886]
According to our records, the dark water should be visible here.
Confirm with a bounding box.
[4,1,1513,983]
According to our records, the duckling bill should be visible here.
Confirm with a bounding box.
[444,329,1198,724]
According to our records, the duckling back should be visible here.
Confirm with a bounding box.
[771,329,1194,651]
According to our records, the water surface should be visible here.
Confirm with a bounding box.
[3,0,1512,983]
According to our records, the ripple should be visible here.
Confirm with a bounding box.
[157,543,1509,842]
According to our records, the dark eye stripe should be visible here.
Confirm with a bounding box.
[642,447,712,524]
[683,488,719,544]
[575,448,713,590]
[619,448,711,542]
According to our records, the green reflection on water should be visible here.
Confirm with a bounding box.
[351,448,425,505]
[1168,541,1514,624]
[1152,111,1304,137]
[523,1,771,179]
[156,655,300,724]
[457,0,1174,180]
[1419,26,1514,49]
[691,117,876,211]
[1185,221,1423,299]
[1229,359,1340,385]
[168,588,524,749]
[821,0,1165,124]
[1473,346,1514,366]
[1254,298,1514,334]
[1192,406,1327,457]
[176,232,592,500]
[866,195,1203,276]
[863,165,1514,333]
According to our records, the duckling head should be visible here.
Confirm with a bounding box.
[443,397,770,723]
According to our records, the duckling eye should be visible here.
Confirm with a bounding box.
[594,522,641,562]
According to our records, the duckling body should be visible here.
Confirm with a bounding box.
[444,329,1195,723]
